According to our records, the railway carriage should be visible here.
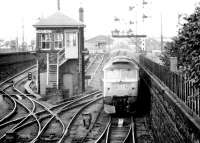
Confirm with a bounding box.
[103,55,139,114]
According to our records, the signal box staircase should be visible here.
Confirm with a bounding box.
[47,48,67,89]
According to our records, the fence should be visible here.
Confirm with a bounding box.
[139,55,200,117]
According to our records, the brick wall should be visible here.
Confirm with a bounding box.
[59,59,79,98]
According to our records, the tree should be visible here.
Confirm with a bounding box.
[160,37,181,67]
[21,41,28,51]
[30,40,35,51]
[179,6,200,86]
[5,41,10,47]
[161,5,200,87]
[0,39,4,46]
[10,40,17,50]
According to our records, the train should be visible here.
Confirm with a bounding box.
[102,48,140,114]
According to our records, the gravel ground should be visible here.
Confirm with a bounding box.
[0,96,12,120]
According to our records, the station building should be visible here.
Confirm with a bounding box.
[85,35,113,54]
[33,9,85,98]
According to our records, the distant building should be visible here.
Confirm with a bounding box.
[85,35,113,54]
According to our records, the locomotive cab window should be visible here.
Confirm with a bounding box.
[120,69,137,81]
[105,70,120,80]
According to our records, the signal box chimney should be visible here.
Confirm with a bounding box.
[79,7,84,22]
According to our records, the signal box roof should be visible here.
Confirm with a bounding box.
[33,11,84,28]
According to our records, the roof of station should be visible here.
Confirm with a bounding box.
[86,35,114,44]
[33,11,84,28]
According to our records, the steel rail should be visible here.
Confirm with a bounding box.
[12,78,63,143]
[0,64,102,143]
[86,54,98,72]
[0,65,36,124]
[57,96,103,143]
[0,65,36,86]
[13,99,94,139]
[88,54,105,85]
[0,90,101,131]
[0,64,101,143]
[25,84,100,143]
[0,91,31,141]
[12,81,41,141]
[94,117,111,143]
[122,121,133,143]
[0,67,39,142]
[31,92,102,143]
[105,117,132,143]
[105,122,111,143]
[131,117,135,143]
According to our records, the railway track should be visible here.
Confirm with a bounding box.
[31,90,102,143]
[86,54,106,89]
[0,66,41,142]
[1,73,102,143]
[57,95,103,143]
[0,65,36,124]
[95,117,135,143]
[0,54,111,143]
[1,77,102,142]
[86,54,98,72]
[17,80,102,142]
[0,90,31,140]
[79,107,110,143]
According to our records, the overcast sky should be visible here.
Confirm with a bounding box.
[0,0,199,43]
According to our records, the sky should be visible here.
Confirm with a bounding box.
[0,0,199,43]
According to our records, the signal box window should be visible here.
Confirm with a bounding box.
[41,33,51,49]
[65,32,77,47]
[54,33,63,49]
[38,32,64,50]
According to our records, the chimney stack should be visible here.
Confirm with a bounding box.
[79,7,84,22]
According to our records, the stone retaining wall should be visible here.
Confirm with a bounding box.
[0,55,35,82]
[141,68,200,143]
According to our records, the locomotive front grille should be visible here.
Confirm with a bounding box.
[113,96,128,112]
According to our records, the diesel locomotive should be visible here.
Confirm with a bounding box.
[102,49,139,114]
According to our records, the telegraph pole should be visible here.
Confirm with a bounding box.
[160,13,163,52]
[22,18,24,50]
[57,0,60,11]
[141,0,148,52]
[16,31,19,52]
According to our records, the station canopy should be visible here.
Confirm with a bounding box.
[33,11,84,28]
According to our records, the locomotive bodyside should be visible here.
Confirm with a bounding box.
[103,57,139,114]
